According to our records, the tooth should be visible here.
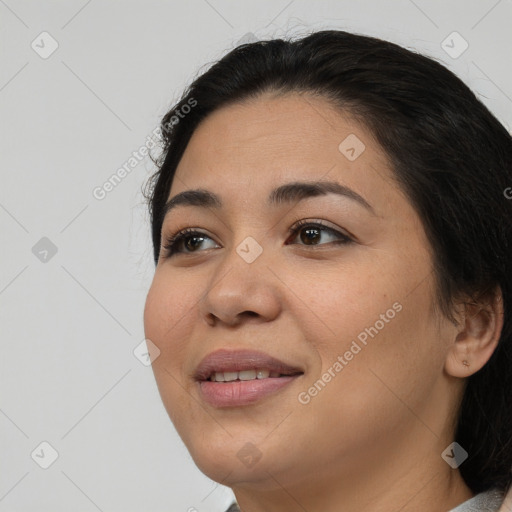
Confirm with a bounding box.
[210,369,279,381]
[239,370,257,381]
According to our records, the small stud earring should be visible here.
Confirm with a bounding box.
[462,360,470,367]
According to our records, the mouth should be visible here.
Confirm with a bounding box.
[194,349,304,407]
[207,368,300,381]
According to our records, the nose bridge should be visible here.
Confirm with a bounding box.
[213,230,269,293]
[199,229,281,324]
[218,205,270,269]
[234,234,265,265]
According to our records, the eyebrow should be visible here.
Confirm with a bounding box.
[161,180,376,222]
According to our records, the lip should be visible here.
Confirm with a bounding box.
[194,349,304,408]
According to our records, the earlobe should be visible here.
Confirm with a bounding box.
[444,288,504,378]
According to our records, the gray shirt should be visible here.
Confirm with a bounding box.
[225,487,505,511]
[449,488,505,512]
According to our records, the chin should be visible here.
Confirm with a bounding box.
[190,443,268,485]
[180,427,275,484]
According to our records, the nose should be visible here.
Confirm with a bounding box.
[198,237,283,327]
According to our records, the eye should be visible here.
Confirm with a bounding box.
[161,228,219,257]
[286,219,353,247]
[160,220,353,259]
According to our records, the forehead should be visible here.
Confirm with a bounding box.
[170,92,399,212]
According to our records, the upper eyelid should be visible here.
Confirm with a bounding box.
[163,220,351,249]
[164,219,342,239]
[289,218,347,235]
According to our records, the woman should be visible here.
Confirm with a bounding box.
[143,30,512,511]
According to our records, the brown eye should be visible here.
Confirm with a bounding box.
[161,220,353,260]
[300,227,321,245]
[183,235,206,252]
[162,229,218,257]
[287,221,353,247]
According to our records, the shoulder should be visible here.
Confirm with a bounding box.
[448,488,506,512]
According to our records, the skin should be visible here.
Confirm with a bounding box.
[143,92,503,512]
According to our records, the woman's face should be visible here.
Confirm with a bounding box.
[144,92,463,495]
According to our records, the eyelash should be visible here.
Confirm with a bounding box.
[161,219,353,258]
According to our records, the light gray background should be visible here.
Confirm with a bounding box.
[1,1,511,511]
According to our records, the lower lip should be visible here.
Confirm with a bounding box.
[198,376,300,407]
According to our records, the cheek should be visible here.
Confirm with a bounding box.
[143,275,200,428]
[308,284,442,423]
[144,271,197,352]
[143,272,202,399]
[282,260,397,351]
[287,254,441,402]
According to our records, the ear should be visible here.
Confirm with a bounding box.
[444,286,504,378]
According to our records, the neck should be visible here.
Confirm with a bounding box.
[231,426,474,512]
[233,464,472,512]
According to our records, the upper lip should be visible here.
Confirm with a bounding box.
[194,349,304,381]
